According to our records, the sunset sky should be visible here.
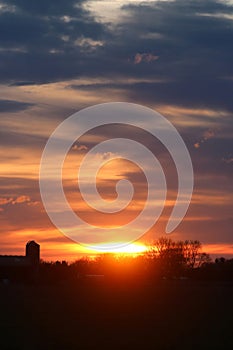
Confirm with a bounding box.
[0,0,233,261]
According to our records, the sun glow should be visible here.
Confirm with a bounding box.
[87,242,148,255]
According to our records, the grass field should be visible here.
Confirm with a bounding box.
[0,280,233,350]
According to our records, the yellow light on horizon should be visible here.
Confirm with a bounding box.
[84,242,148,255]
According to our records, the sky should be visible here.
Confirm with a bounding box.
[0,0,233,261]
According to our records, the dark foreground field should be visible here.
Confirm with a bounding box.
[0,280,233,350]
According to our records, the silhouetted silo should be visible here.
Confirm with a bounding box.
[26,241,40,266]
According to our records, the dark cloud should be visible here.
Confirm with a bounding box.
[0,177,39,197]
[0,99,34,113]
[9,81,38,86]
[5,0,86,16]
[104,0,233,111]
[0,130,45,148]
[0,0,108,83]
[129,79,233,112]
[70,78,233,111]
[174,216,233,244]
[0,0,231,113]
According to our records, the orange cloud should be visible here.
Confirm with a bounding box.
[204,243,233,256]
[72,144,88,151]
[12,195,31,204]
[134,53,159,64]
[0,196,38,210]
[203,129,215,140]
[0,197,13,205]
[193,128,216,149]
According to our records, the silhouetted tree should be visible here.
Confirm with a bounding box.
[183,240,201,268]
[197,252,211,267]
[146,237,211,278]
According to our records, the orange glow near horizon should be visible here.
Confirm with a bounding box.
[42,241,149,262]
[1,226,233,262]
[89,242,148,255]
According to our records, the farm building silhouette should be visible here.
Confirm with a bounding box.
[0,241,40,283]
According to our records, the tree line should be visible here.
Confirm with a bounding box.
[37,237,233,285]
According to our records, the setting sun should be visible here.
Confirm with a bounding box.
[88,242,148,255]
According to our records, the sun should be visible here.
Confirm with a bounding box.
[109,243,147,254]
[85,242,148,255]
